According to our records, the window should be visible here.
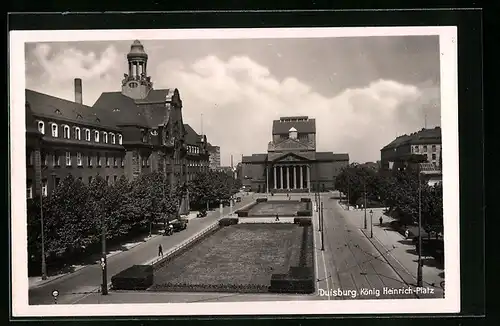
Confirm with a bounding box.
[38,121,45,134]
[114,157,118,167]
[65,152,71,166]
[88,154,93,166]
[63,125,71,139]
[85,129,91,141]
[53,153,60,166]
[432,153,436,160]
[27,151,33,165]
[118,134,122,145]
[41,152,47,166]
[106,155,111,167]
[121,156,125,167]
[51,123,58,137]
[110,133,115,144]
[147,157,150,167]
[103,132,108,143]
[77,152,82,166]
[414,146,419,153]
[94,130,100,142]
[106,176,110,184]
[432,145,437,152]
[75,127,81,140]
[41,179,48,197]
[142,157,146,167]
[423,145,428,152]
[27,181,33,199]
[97,153,102,166]
[113,175,117,183]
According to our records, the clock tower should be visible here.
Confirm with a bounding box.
[121,40,153,100]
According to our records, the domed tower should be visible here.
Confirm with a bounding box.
[121,40,153,99]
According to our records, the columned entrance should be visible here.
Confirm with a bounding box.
[271,164,311,191]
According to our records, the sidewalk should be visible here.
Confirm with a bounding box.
[336,201,444,294]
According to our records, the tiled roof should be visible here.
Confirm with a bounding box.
[272,119,316,134]
[183,124,202,145]
[26,89,120,130]
[382,127,441,150]
[92,89,176,128]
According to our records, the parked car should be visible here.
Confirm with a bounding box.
[235,197,242,202]
[171,218,188,231]
[412,233,444,262]
[197,209,207,218]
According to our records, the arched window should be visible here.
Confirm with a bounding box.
[37,121,45,134]
[50,123,58,137]
[110,133,115,144]
[63,125,70,139]
[85,129,91,141]
[94,130,100,142]
[118,134,123,145]
[103,132,108,143]
[75,127,81,140]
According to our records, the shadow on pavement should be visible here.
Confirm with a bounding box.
[397,239,414,246]
[405,250,444,269]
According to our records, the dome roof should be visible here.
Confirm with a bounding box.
[127,40,148,59]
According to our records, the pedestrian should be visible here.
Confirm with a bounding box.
[404,228,410,239]
[275,213,280,222]
[379,216,383,226]
[158,244,163,257]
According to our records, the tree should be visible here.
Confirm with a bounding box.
[43,174,98,257]
[335,163,380,206]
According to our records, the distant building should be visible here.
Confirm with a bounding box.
[380,127,442,172]
[207,144,221,170]
[218,166,234,177]
[242,116,349,193]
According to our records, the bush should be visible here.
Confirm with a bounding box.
[111,265,153,290]
[268,273,314,294]
[256,198,268,203]
[236,210,249,217]
[300,198,311,202]
[296,210,312,217]
[219,217,239,226]
[294,217,312,226]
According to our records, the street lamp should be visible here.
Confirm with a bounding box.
[101,202,108,295]
[320,201,324,251]
[363,181,367,229]
[417,164,423,287]
[370,209,373,238]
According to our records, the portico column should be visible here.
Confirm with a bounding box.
[273,165,277,189]
[300,165,304,189]
[286,166,290,189]
[135,62,139,77]
[293,165,297,189]
[307,165,311,191]
[280,166,283,189]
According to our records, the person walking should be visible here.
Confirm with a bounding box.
[158,244,163,258]
[275,213,280,222]
[379,216,383,226]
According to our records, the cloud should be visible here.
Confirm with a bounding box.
[25,44,441,166]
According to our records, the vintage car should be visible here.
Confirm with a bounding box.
[170,218,188,232]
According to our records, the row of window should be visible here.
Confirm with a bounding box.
[414,144,438,153]
[27,174,123,199]
[37,121,122,145]
[187,145,200,154]
[27,151,125,168]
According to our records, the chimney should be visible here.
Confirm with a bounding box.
[74,78,83,104]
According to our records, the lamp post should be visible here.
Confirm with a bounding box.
[39,180,47,280]
[370,209,373,238]
[320,201,324,251]
[101,202,108,295]
[363,181,367,229]
[417,164,423,287]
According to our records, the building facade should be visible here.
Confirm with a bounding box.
[242,116,349,193]
[207,144,221,170]
[380,127,442,171]
[26,40,210,206]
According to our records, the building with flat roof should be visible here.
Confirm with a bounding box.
[241,116,349,193]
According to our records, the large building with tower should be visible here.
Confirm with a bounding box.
[25,40,210,206]
[241,116,349,193]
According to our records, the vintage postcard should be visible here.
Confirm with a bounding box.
[10,26,459,316]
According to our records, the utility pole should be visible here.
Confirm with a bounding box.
[363,181,367,229]
[320,201,324,251]
[417,164,423,287]
[101,204,108,295]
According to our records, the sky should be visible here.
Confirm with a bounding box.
[25,35,441,166]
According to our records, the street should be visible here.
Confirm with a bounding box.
[28,195,255,305]
[314,193,424,300]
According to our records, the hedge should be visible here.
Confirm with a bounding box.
[219,217,239,226]
[150,282,268,293]
[297,210,312,216]
[268,272,314,294]
[236,211,249,217]
[111,265,153,290]
[294,217,312,226]
[300,198,311,202]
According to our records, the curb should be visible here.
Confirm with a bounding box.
[359,228,420,299]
